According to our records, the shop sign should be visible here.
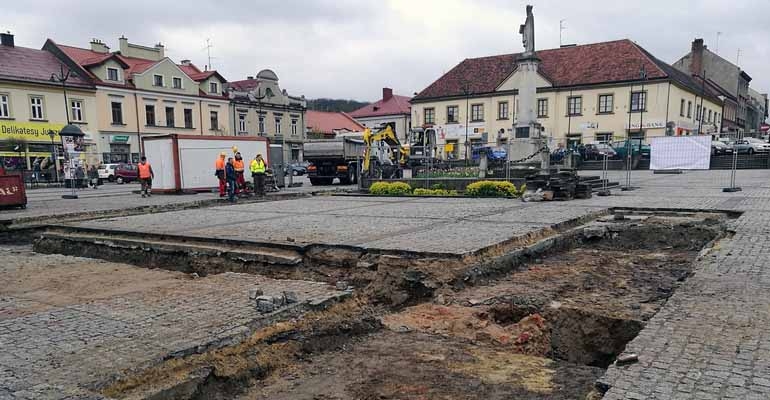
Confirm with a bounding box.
[111,135,130,143]
[0,121,64,142]
[625,121,666,130]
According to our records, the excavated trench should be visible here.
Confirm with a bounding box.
[83,210,731,400]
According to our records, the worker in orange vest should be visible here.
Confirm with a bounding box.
[233,152,246,195]
[138,156,154,198]
[215,152,227,197]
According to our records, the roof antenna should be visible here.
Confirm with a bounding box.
[559,19,566,47]
[202,38,215,69]
[715,31,722,55]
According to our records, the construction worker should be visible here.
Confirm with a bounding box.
[250,153,267,196]
[233,152,245,195]
[215,152,227,197]
[225,157,237,202]
[138,156,154,198]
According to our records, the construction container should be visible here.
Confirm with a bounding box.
[0,173,27,208]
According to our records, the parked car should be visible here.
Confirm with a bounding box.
[583,143,617,160]
[114,163,138,184]
[611,140,650,159]
[284,162,308,176]
[98,163,120,181]
[711,141,734,156]
[732,138,770,154]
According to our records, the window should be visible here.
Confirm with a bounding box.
[70,100,83,122]
[107,67,119,81]
[596,133,613,144]
[30,96,44,120]
[687,101,692,118]
[0,94,9,118]
[291,118,298,135]
[209,82,218,94]
[238,113,247,133]
[275,117,282,134]
[183,108,193,128]
[165,107,175,127]
[630,91,646,112]
[172,77,182,89]
[210,110,219,130]
[111,102,123,124]
[598,94,614,114]
[145,105,156,126]
[498,101,509,120]
[537,98,548,118]
[471,104,483,121]
[696,105,701,121]
[567,96,582,116]
[153,74,164,87]
[258,115,265,133]
[680,99,686,117]
[424,108,435,125]
[446,105,458,123]
[708,109,712,123]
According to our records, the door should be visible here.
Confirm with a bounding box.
[268,144,285,187]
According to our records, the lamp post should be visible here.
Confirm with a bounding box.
[50,64,71,125]
[47,130,58,183]
[462,85,471,166]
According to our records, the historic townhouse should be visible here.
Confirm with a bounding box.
[45,36,230,163]
[410,39,723,160]
[227,70,307,163]
[349,88,412,142]
[0,32,99,172]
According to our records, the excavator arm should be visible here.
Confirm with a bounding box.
[362,126,408,174]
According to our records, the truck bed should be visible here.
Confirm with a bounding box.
[304,137,365,160]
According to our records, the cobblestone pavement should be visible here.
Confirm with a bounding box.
[0,246,345,399]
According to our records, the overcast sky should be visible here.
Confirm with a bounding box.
[6,0,769,102]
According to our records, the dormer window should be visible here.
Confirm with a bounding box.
[153,74,164,87]
[209,82,218,94]
[107,67,119,81]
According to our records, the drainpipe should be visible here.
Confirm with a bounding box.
[134,92,142,157]
[199,101,204,136]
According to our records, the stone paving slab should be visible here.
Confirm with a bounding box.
[0,245,345,399]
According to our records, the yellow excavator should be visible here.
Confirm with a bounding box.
[362,125,408,179]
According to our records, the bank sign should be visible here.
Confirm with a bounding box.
[0,121,64,142]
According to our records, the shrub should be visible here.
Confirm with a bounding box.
[413,188,458,196]
[369,181,412,196]
[465,181,524,198]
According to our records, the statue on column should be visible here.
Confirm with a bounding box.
[519,5,535,56]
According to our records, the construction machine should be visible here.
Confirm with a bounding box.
[362,125,407,179]
[407,127,438,166]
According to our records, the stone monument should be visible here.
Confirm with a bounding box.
[511,5,549,171]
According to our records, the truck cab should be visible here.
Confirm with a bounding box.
[408,127,438,166]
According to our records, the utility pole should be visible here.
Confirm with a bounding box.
[559,19,566,47]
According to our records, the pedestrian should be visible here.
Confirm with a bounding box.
[88,165,99,189]
[250,153,267,197]
[138,156,154,198]
[215,152,227,197]
[226,157,237,202]
[233,152,245,195]
[75,164,85,188]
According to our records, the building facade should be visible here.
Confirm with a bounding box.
[411,40,722,160]
[0,33,99,173]
[227,70,307,163]
[349,88,411,141]
[746,88,768,133]
[673,39,754,134]
[45,36,230,163]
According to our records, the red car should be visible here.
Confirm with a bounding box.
[114,163,138,184]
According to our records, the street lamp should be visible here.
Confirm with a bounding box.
[47,129,58,183]
[462,85,472,166]
[50,64,72,125]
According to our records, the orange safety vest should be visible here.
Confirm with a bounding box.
[138,162,152,178]
[233,159,245,172]
[215,157,225,170]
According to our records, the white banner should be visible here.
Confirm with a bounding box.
[650,135,711,170]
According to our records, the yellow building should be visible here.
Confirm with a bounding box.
[45,36,230,163]
[411,39,723,159]
[0,33,98,174]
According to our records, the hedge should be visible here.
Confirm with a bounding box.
[413,188,459,196]
[369,181,412,196]
[465,181,525,198]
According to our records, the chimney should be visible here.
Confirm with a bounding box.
[0,32,14,47]
[691,38,704,77]
[118,35,128,54]
[180,59,191,66]
[155,42,165,58]
[247,76,254,80]
[382,87,393,101]
[90,38,109,53]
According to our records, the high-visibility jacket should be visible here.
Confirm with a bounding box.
[138,162,152,179]
[215,157,225,170]
[250,159,266,174]
[233,159,245,172]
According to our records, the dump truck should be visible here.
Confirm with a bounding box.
[304,136,365,185]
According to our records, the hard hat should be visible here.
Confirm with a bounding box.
[232,146,238,153]
[220,152,226,157]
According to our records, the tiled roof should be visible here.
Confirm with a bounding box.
[306,111,365,134]
[349,94,411,118]
[228,78,260,92]
[0,44,92,88]
[413,39,720,104]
